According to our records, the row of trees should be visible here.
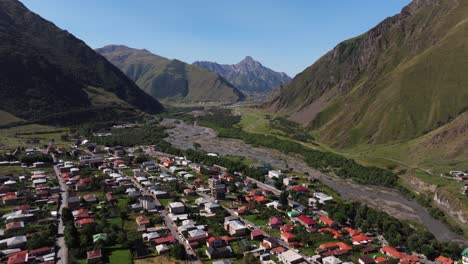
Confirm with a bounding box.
[324,202,463,259]
[198,110,398,188]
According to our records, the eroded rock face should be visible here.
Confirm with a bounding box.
[193,57,291,95]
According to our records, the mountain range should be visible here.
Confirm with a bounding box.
[0,0,163,125]
[268,0,468,152]
[96,45,245,104]
[194,57,291,95]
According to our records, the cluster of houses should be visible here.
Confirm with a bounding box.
[0,162,58,264]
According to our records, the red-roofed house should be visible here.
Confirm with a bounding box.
[7,250,28,264]
[252,196,269,203]
[73,209,90,219]
[291,185,308,193]
[280,224,294,233]
[87,249,102,264]
[380,246,403,259]
[76,218,95,227]
[5,221,24,231]
[318,216,335,226]
[375,257,388,263]
[342,227,360,236]
[351,234,372,245]
[269,217,283,229]
[319,227,343,239]
[153,235,176,245]
[296,215,316,227]
[435,256,453,264]
[251,230,264,240]
[3,194,18,205]
[136,216,150,227]
[281,232,296,243]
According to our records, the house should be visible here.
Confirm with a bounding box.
[168,202,185,214]
[205,238,233,260]
[136,216,151,227]
[280,224,294,233]
[82,194,97,204]
[76,218,95,228]
[204,202,221,214]
[5,221,24,232]
[291,185,307,194]
[269,217,283,229]
[0,236,27,248]
[281,232,296,243]
[322,256,342,264]
[266,200,282,210]
[87,249,102,264]
[318,216,335,226]
[283,177,296,186]
[380,246,403,259]
[66,196,80,209]
[3,194,18,205]
[319,228,343,239]
[142,232,160,241]
[342,227,360,236]
[268,170,284,179]
[314,192,333,204]
[359,256,376,264]
[317,242,352,256]
[92,233,108,243]
[251,230,264,240]
[139,196,156,210]
[287,211,300,218]
[296,215,316,227]
[213,260,232,264]
[6,250,28,264]
[462,248,468,264]
[153,235,176,245]
[224,220,247,236]
[261,237,278,249]
[73,209,90,219]
[351,234,372,245]
[278,249,305,264]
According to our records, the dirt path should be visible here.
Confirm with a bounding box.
[162,119,465,242]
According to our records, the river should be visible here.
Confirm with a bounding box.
[162,119,466,243]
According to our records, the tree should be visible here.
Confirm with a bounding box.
[169,244,187,260]
[279,191,289,208]
[243,253,259,264]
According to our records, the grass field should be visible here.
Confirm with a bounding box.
[109,248,132,264]
[0,124,69,148]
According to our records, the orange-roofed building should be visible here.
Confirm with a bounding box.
[253,196,269,203]
[319,227,343,239]
[7,250,28,264]
[319,216,335,226]
[342,227,360,236]
[281,232,296,243]
[380,246,403,259]
[375,256,388,263]
[136,216,150,226]
[435,256,453,264]
[351,233,372,245]
[280,224,294,232]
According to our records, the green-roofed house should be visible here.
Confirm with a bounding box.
[462,248,468,264]
[287,211,300,218]
[93,233,108,243]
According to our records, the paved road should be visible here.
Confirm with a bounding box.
[52,155,68,264]
[122,169,200,264]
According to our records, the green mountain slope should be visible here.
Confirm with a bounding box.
[269,0,468,148]
[0,0,163,123]
[96,45,245,104]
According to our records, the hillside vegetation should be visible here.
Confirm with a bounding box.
[96,45,244,104]
[0,0,163,124]
[269,0,468,149]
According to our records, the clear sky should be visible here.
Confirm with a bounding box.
[20,0,411,77]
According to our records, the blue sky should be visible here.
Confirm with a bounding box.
[20,0,411,76]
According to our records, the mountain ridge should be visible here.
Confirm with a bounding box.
[0,0,163,123]
[193,57,291,95]
[268,0,468,148]
[96,45,245,104]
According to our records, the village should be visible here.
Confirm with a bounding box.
[0,131,466,264]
